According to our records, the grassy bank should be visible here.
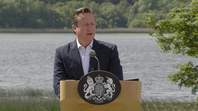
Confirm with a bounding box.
[0,28,152,33]
[141,101,198,111]
[0,88,197,111]
[0,97,59,111]
[0,98,197,111]
[0,88,59,111]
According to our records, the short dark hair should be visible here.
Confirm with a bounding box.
[72,7,93,28]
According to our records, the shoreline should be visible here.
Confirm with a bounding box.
[0,28,152,33]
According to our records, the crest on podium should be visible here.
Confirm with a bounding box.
[78,70,121,105]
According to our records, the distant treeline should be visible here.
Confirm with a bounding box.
[0,0,190,29]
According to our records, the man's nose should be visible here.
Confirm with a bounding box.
[87,24,94,30]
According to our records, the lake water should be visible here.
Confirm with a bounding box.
[0,33,197,101]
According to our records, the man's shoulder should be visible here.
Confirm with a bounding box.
[95,40,117,49]
[56,41,75,52]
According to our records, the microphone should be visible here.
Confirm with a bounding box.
[90,49,100,70]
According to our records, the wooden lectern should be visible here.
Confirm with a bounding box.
[60,80,141,111]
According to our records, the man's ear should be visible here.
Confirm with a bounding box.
[72,24,76,34]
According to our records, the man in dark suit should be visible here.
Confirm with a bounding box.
[53,7,123,97]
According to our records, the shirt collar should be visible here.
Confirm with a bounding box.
[76,38,93,49]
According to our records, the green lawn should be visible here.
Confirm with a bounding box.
[0,89,197,111]
[0,97,197,111]
[0,97,59,111]
[141,101,198,111]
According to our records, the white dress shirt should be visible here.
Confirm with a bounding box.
[76,39,93,75]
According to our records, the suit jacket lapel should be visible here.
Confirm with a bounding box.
[70,39,99,75]
[70,40,84,78]
[89,39,99,72]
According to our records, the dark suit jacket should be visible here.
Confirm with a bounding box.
[53,39,123,96]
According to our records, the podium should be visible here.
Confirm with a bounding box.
[60,80,141,111]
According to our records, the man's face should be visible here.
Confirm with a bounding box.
[73,13,96,44]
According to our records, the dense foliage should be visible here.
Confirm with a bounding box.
[148,0,198,96]
[169,62,198,94]
[0,0,190,28]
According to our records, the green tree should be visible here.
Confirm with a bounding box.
[0,0,192,29]
[0,0,64,28]
[97,2,127,28]
[127,0,191,28]
[148,0,198,98]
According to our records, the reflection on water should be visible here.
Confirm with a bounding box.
[0,33,197,101]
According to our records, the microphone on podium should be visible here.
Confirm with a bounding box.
[90,49,100,70]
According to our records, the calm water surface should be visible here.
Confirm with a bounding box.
[0,33,197,101]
